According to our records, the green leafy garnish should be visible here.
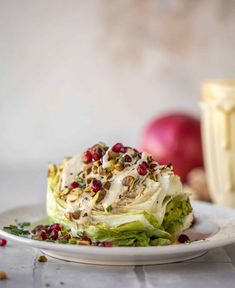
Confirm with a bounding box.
[18,222,31,228]
[4,223,31,236]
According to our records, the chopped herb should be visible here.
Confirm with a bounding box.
[119,157,125,163]
[132,151,138,158]
[58,239,68,244]
[69,239,77,244]
[77,171,83,176]
[18,222,31,228]
[77,177,84,184]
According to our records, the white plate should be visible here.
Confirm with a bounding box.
[0,201,235,265]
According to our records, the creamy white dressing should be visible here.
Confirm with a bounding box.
[101,166,139,208]
[140,151,151,162]
[102,148,112,169]
[65,192,93,224]
[61,155,84,189]
[101,153,153,209]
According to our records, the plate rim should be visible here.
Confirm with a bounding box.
[1,200,235,256]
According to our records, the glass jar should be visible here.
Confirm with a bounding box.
[201,80,235,207]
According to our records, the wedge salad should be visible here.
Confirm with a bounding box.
[46,142,193,247]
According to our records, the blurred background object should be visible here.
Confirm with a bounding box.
[184,168,211,202]
[141,113,203,182]
[201,80,235,207]
[1,0,235,209]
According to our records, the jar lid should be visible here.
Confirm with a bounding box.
[202,80,235,101]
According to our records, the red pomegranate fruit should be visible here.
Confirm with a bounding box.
[141,113,203,182]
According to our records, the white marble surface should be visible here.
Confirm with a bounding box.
[1,168,235,287]
[1,242,235,288]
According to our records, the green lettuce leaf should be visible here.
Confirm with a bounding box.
[150,238,172,246]
[84,221,172,247]
[91,210,159,230]
[85,222,149,246]
[162,196,192,239]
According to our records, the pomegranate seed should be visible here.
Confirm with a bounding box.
[91,178,102,192]
[98,242,112,247]
[71,181,79,189]
[33,224,45,233]
[36,230,48,240]
[111,143,123,152]
[178,234,190,243]
[0,239,7,247]
[137,161,148,176]
[91,144,102,153]
[83,150,93,164]
[81,235,92,244]
[49,230,59,240]
[142,161,148,169]
[49,223,61,232]
[119,146,127,153]
[124,155,132,162]
[92,152,100,161]
[92,146,103,161]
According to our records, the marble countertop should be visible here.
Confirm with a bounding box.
[1,167,235,288]
[1,242,235,288]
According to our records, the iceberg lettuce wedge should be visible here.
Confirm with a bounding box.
[46,142,193,246]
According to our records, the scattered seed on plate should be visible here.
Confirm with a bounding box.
[37,255,48,262]
[0,272,7,280]
[178,234,190,243]
[0,239,7,247]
